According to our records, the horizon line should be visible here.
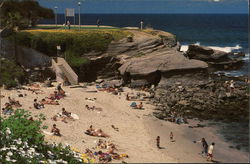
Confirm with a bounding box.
[54,13,248,14]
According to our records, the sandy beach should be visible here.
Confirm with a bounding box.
[1,83,249,163]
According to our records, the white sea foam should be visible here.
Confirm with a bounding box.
[208,44,242,53]
[180,42,200,52]
[180,43,243,53]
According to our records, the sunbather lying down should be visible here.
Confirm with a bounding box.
[26,88,45,94]
[126,94,138,101]
[27,83,40,88]
[2,103,14,115]
[130,102,144,109]
[85,97,97,101]
[85,105,102,111]
[85,125,110,138]
[41,98,59,105]
[8,97,22,107]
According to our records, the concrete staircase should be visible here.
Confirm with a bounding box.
[52,57,78,85]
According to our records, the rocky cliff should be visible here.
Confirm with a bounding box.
[80,29,208,85]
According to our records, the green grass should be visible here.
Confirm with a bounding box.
[12,29,131,67]
[35,25,118,30]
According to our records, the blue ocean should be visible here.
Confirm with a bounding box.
[40,14,249,76]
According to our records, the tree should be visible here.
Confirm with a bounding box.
[0,0,54,29]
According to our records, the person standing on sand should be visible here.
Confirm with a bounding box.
[207,142,215,161]
[196,138,208,157]
[170,132,174,142]
[156,136,160,149]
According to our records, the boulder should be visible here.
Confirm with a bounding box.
[186,45,244,69]
[119,48,208,84]
[186,44,229,62]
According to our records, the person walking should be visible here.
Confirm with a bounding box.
[67,20,71,29]
[97,19,101,28]
[207,142,215,161]
[156,136,160,149]
[196,138,208,157]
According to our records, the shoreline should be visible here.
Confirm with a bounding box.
[144,116,249,163]
[1,83,249,163]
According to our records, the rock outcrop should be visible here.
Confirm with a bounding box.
[114,30,208,85]
[151,78,249,122]
[186,45,244,69]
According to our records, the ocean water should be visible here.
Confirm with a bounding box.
[40,14,249,76]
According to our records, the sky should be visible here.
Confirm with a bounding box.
[38,0,248,14]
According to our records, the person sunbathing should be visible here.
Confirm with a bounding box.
[26,87,44,94]
[47,91,60,100]
[85,149,95,158]
[85,97,97,101]
[28,83,40,88]
[8,97,22,107]
[51,124,61,136]
[41,99,59,105]
[62,108,72,118]
[85,105,102,111]
[85,126,109,138]
[2,103,14,115]
[111,125,119,131]
[135,102,143,109]
[34,99,44,109]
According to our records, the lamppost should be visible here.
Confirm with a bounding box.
[78,2,81,29]
[54,6,58,27]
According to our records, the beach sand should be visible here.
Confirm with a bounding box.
[1,83,249,163]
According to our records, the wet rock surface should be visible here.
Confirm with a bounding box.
[151,77,249,122]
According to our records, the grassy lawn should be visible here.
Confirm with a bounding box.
[35,25,118,30]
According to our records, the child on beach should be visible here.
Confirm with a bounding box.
[170,132,174,142]
[207,142,215,161]
[156,136,160,149]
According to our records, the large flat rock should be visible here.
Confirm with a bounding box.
[119,48,208,76]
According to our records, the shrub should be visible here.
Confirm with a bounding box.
[0,58,25,88]
[64,50,90,67]
[0,109,88,163]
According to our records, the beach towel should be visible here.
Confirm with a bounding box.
[42,130,54,136]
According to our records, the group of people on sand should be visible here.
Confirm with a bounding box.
[85,125,110,138]
[194,138,215,161]
[51,108,74,123]
[34,83,65,110]
[2,97,23,115]
[96,84,123,95]
[156,132,175,149]
[83,139,128,162]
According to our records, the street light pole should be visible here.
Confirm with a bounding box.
[78,2,81,29]
[54,6,58,27]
